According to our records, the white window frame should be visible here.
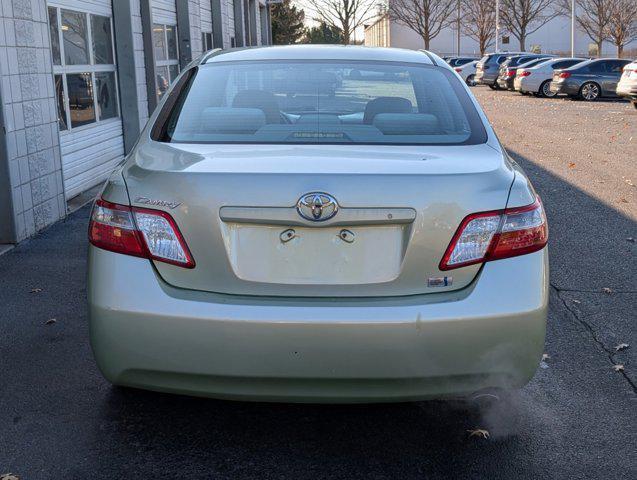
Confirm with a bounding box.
[49,5,120,133]
[153,23,180,98]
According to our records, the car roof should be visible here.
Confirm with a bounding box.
[589,58,629,62]
[203,45,436,65]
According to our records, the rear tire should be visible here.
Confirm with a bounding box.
[633,101,637,110]
[539,80,556,98]
[579,82,601,101]
[492,81,501,90]
[466,74,476,87]
[488,84,497,90]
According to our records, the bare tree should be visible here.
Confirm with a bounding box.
[558,0,612,56]
[388,0,457,50]
[306,0,378,44]
[606,0,637,57]
[500,0,560,51]
[460,0,496,55]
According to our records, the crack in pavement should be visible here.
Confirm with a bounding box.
[552,288,637,294]
[551,283,637,394]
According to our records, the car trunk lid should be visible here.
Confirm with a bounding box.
[123,142,514,297]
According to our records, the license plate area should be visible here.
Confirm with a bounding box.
[222,224,406,285]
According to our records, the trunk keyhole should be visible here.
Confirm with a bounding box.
[338,229,355,243]
[280,229,296,243]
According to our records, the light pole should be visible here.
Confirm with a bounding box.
[456,0,461,56]
[495,0,500,52]
[571,0,576,57]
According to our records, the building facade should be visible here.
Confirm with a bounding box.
[0,0,271,245]
[365,13,637,58]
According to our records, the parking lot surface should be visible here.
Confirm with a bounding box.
[1,87,635,479]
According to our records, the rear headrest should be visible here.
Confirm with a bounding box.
[201,107,265,134]
[232,89,281,124]
[373,113,440,135]
[363,96,413,124]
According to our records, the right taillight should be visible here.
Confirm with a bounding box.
[439,198,548,271]
[454,67,462,73]
[519,70,531,77]
[89,198,195,268]
[559,72,571,79]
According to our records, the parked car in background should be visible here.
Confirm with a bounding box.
[496,55,554,90]
[447,57,478,67]
[515,58,586,97]
[454,60,478,86]
[550,58,631,100]
[87,46,549,403]
[616,60,637,109]
[475,52,523,89]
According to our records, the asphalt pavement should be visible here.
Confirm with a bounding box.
[0,87,635,479]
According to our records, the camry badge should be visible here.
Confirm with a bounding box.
[135,196,181,209]
[296,192,338,222]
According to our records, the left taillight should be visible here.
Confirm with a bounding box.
[439,198,548,271]
[89,199,195,268]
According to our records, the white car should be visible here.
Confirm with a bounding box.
[515,57,586,97]
[616,60,637,109]
[454,60,478,86]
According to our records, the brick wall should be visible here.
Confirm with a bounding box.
[0,0,65,242]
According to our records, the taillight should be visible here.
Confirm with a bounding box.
[519,71,531,77]
[439,198,547,271]
[89,199,195,268]
[506,70,516,77]
[559,72,571,79]
[454,67,462,73]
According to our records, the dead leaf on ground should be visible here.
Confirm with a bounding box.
[568,162,576,168]
[44,318,57,325]
[602,287,613,294]
[30,288,42,293]
[542,353,550,361]
[467,429,490,439]
[615,343,629,352]
[572,299,581,304]
[613,364,625,372]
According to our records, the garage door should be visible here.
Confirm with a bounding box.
[48,0,125,200]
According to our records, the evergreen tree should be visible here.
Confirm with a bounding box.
[271,0,306,45]
[304,22,344,44]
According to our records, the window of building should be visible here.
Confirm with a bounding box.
[153,24,180,99]
[48,7,119,131]
[202,32,213,51]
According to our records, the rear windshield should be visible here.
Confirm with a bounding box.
[152,60,487,145]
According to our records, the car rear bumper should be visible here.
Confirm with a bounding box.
[516,77,540,93]
[476,71,498,84]
[88,246,549,403]
[550,80,579,95]
[497,77,514,89]
[616,83,637,99]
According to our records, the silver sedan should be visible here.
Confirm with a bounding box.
[88,46,549,403]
